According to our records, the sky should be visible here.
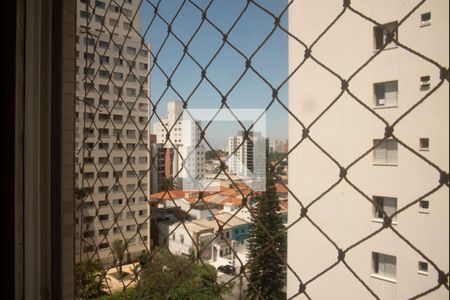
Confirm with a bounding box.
[140,0,289,149]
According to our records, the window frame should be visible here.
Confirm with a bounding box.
[373,80,398,108]
[373,139,399,165]
[372,252,397,282]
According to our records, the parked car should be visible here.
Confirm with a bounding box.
[217,265,236,275]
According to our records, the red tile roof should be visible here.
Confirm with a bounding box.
[149,190,186,201]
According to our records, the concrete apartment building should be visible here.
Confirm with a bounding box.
[75,0,151,264]
[154,101,205,188]
[228,131,268,179]
[288,1,448,299]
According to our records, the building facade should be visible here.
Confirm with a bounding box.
[75,0,151,264]
[153,101,205,188]
[288,1,449,299]
[228,131,268,179]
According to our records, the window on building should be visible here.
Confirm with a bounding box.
[373,196,398,221]
[95,1,105,9]
[126,225,136,232]
[113,157,123,164]
[114,58,123,66]
[95,15,105,23]
[421,13,431,26]
[99,84,109,94]
[123,8,133,17]
[372,252,397,280]
[113,199,123,206]
[374,81,398,107]
[139,63,148,70]
[420,76,431,91]
[98,243,109,250]
[373,139,398,164]
[80,11,90,19]
[99,70,109,79]
[98,171,109,178]
[418,261,429,274]
[112,72,123,81]
[419,200,430,212]
[99,214,109,221]
[98,40,109,49]
[419,138,430,150]
[127,88,136,96]
[110,5,120,13]
[374,22,398,50]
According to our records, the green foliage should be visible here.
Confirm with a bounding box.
[97,288,137,300]
[134,248,232,300]
[205,149,227,160]
[75,259,107,299]
[137,250,150,270]
[110,240,127,277]
[267,152,286,163]
[245,167,287,300]
[158,176,177,192]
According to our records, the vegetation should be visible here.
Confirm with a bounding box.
[205,149,227,160]
[110,240,127,278]
[245,166,287,299]
[158,176,178,192]
[75,259,107,299]
[100,248,232,300]
[267,152,287,163]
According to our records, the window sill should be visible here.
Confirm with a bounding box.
[418,271,429,276]
[373,45,398,53]
[419,149,430,152]
[372,218,398,226]
[373,105,398,110]
[373,163,398,167]
[420,22,431,28]
[371,274,397,284]
[419,210,430,214]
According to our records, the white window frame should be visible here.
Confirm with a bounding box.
[373,139,398,165]
[373,196,398,223]
[374,81,398,108]
[372,252,397,282]
[420,76,431,91]
[421,12,431,27]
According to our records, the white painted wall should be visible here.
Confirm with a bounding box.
[288,1,449,299]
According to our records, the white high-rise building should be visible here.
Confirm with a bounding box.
[75,0,151,264]
[228,131,268,179]
[154,101,205,186]
[288,1,448,299]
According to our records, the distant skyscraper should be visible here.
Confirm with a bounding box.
[75,0,151,263]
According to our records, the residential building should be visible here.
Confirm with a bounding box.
[150,134,177,194]
[288,1,449,299]
[75,0,151,264]
[158,212,250,265]
[153,101,205,189]
[228,131,268,180]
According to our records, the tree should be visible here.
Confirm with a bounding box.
[134,248,232,300]
[75,259,107,299]
[245,167,287,300]
[111,239,127,278]
[158,176,177,192]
